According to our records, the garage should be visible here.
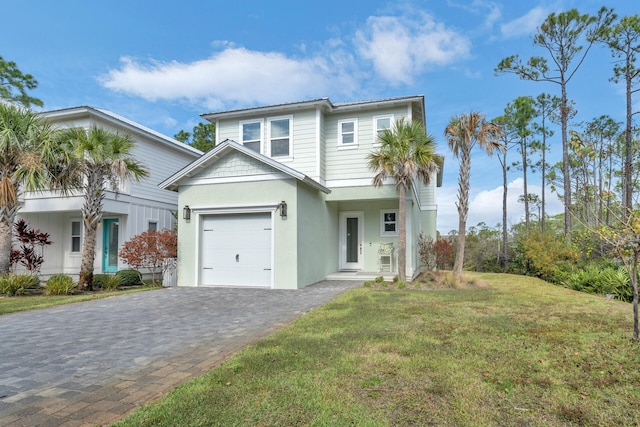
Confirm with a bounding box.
[200,212,273,287]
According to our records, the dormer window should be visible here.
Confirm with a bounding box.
[241,120,263,153]
[268,116,292,158]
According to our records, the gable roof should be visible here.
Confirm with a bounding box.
[159,139,331,194]
[41,106,203,157]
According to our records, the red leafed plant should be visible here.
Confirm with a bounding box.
[118,229,177,285]
[12,219,53,274]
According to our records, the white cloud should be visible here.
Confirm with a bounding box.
[437,178,564,234]
[355,11,471,85]
[501,6,550,39]
[99,48,359,110]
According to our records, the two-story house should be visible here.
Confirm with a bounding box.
[18,106,202,277]
[160,95,441,289]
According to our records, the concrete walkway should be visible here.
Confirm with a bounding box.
[0,281,361,426]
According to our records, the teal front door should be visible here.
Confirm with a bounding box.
[103,219,119,273]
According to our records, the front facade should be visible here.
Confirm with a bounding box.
[161,96,441,289]
[17,107,201,277]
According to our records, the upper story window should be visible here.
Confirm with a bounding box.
[380,210,398,236]
[338,119,358,148]
[374,115,394,145]
[241,120,263,153]
[268,116,292,158]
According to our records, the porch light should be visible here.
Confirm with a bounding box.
[183,205,191,221]
[279,201,287,219]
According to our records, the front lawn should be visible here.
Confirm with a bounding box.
[114,273,639,426]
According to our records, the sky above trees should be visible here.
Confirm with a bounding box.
[2,0,636,232]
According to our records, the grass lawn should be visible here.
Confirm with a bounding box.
[0,287,154,315]
[114,273,640,426]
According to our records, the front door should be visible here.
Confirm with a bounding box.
[102,219,119,273]
[339,211,363,270]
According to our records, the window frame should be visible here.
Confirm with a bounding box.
[380,209,399,236]
[267,115,293,160]
[239,119,264,154]
[373,114,394,146]
[337,118,358,149]
[71,220,82,253]
[148,221,158,231]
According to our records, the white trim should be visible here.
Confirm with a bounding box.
[420,204,438,211]
[339,211,364,270]
[267,115,293,160]
[337,118,358,148]
[373,114,394,146]
[316,107,321,181]
[239,119,264,154]
[183,173,292,187]
[194,206,277,289]
[326,177,395,188]
[380,209,399,236]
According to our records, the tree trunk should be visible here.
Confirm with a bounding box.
[77,171,105,291]
[501,149,508,271]
[623,60,633,221]
[397,184,407,282]
[561,82,572,243]
[453,146,471,278]
[78,220,98,291]
[0,216,13,274]
[522,137,529,231]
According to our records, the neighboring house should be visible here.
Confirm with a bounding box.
[161,95,442,289]
[17,106,202,278]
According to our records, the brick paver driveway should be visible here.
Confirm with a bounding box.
[0,281,360,426]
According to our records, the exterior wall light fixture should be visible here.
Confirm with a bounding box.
[183,205,191,221]
[279,201,287,219]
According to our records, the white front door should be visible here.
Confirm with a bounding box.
[200,213,272,287]
[339,211,363,270]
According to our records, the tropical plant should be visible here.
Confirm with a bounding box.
[444,112,502,279]
[46,274,75,295]
[368,118,440,281]
[0,273,40,296]
[57,126,148,290]
[0,103,58,273]
[11,219,53,274]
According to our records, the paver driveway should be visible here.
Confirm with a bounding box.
[0,281,360,426]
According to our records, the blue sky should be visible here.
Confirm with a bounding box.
[2,1,636,233]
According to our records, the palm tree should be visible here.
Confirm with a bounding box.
[444,112,503,279]
[58,126,148,290]
[368,118,440,282]
[0,103,57,273]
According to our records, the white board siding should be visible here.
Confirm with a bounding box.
[200,213,272,287]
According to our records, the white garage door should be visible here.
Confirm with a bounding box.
[200,213,272,287]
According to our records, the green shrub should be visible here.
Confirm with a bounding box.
[46,274,75,295]
[93,274,120,290]
[563,264,633,302]
[0,274,40,296]
[396,281,408,289]
[374,276,385,283]
[363,280,374,288]
[115,269,143,286]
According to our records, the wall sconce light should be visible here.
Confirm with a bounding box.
[279,201,287,219]
[183,205,191,221]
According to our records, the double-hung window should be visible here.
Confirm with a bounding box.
[338,119,358,148]
[240,120,263,153]
[373,115,394,145]
[380,210,398,236]
[268,116,292,158]
[71,220,81,253]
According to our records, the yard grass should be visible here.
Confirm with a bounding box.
[0,287,154,315]
[114,273,640,426]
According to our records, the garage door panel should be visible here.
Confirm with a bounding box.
[200,213,272,287]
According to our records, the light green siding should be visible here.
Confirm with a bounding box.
[199,151,279,177]
[324,106,410,181]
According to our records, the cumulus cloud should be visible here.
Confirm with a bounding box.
[501,6,550,38]
[437,178,564,233]
[354,11,471,85]
[99,48,359,111]
[99,9,470,105]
